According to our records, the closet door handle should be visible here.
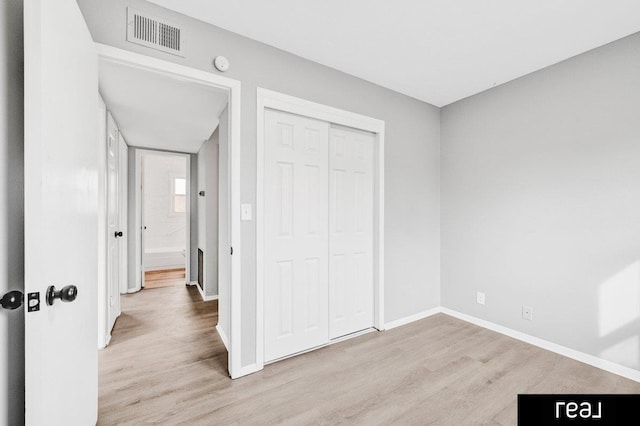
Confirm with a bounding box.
[114,231,123,238]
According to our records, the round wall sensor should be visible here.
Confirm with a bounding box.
[214,56,230,72]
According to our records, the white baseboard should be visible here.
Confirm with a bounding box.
[384,307,443,330]
[196,283,218,301]
[98,332,110,350]
[216,324,229,351]
[188,280,198,286]
[380,306,640,383]
[232,363,261,379]
[440,308,640,383]
[201,293,219,301]
[143,264,185,272]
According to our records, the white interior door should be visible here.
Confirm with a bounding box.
[24,0,99,424]
[106,113,121,332]
[329,126,374,339]
[264,109,329,362]
[118,135,129,294]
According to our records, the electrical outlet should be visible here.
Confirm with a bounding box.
[522,305,533,321]
[476,292,486,305]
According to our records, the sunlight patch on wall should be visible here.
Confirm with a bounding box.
[599,335,640,370]
[598,261,640,337]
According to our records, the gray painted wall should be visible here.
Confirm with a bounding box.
[189,153,198,282]
[0,0,24,423]
[218,106,230,341]
[441,33,640,371]
[76,0,442,367]
[197,131,219,297]
[127,146,136,289]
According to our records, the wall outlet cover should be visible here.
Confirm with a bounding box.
[522,305,533,320]
[476,292,486,305]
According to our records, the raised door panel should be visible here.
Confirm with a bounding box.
[329,126,374,339]
[264,109,329,362]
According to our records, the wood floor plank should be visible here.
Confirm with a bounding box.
[143,268,186,289]
[98,287,640,425]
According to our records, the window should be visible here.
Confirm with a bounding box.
[173,177,186,213]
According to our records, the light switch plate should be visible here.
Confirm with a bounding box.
[241,203,252,221]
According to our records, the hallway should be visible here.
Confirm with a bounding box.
[98,285,224,424]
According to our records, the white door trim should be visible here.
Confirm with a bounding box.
[256,87,385,371]
[96,44,243,379]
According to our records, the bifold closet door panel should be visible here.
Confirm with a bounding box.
[329,126,375,339]
[264,109,330,362]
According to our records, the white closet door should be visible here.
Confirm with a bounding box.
[329,126,374,339]
[264,109,330,362]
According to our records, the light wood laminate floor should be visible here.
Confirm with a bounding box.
[99,285,640,425]
[143,268,186,289]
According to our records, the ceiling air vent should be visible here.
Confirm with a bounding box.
[126,8,183,57]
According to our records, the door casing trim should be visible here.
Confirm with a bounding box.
[96,43,243,378]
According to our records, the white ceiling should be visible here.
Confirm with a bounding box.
[148,0,640,106]
[98,58,228,153]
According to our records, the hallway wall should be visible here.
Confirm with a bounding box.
[197,130,219,298]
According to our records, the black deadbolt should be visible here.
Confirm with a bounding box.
[46,285,78,306]
[1,290,23,310]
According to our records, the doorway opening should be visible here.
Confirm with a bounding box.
[95,44,242,393]
[139,150,190,290]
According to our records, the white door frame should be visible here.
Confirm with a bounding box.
[256,88,385,370]
[134,149,191,287]
[96,44,243,378]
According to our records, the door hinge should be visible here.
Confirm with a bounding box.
[230,246,233,255]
